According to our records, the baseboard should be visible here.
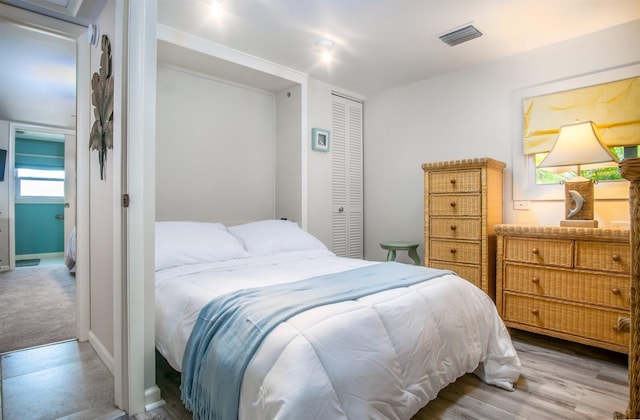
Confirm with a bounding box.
[0,355,3,420]
[94,409,127,420]
[16,252,64,260]
[145,385,165,411]
[88,330,114,375]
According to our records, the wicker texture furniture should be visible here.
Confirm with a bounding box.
[422,158,505,300]
[620,158,640,419]
[495,224,631,354]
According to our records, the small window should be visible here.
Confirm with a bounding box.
[534,145,638,185]
[16,168,65,199]
[511,63,640,203]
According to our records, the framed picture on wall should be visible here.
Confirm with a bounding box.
[312,128,330,152]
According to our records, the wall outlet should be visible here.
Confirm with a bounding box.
[513,200,531,210]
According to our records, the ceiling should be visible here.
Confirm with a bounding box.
[0,0,638,129]
[155,0,640,94]
[1,0,104,26]
[0,13,77,128]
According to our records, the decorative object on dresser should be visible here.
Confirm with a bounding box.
[495,224,631,354]
[537,121,619,228]
[422,157,505,301]
[619,157,640,420]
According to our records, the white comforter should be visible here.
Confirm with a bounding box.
[155,249,521,420]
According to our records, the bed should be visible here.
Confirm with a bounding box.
[65,226,76,273]
[154,219,521,420]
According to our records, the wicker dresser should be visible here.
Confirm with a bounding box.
[619,158,640,419]
[422,158,505,301]
[495,224,631,353]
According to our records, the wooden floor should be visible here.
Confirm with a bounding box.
[148,329,629,420]
[0,340,125,420]
[1,330,629,419]
[412,330,629,419]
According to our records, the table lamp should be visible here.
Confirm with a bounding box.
[537,121,619,228]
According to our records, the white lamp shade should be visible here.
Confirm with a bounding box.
[537,121,619,168]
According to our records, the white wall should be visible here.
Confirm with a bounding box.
[306,79,366,251]
[364,19,640,262]
[156,65,276,224]
[306,79,334,247]
[275,84,302,223]
[89,0,116,364]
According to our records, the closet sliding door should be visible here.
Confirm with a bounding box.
[331,94,363,258]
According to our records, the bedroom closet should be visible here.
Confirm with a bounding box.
[331,94,363,258]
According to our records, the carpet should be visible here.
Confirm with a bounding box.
[15,259,40,267]
[0,265,76,354]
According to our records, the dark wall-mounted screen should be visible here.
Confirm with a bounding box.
[0,148,6,181]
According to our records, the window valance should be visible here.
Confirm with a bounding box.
[15,138,65,169]
[14,153,64,170]
[523,76,640,155]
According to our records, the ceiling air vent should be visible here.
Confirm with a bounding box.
[439,24,483,47]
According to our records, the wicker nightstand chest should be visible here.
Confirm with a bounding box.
[422,158,505,300]
[495,224,631,353]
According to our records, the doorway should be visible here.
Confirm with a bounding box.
[11,126,76,269]
[0,124,78,355]
[0,2,88,352]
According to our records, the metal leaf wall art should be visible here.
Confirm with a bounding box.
[90,34,114,180]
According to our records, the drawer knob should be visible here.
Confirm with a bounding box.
[612,254,621,261]
[450,248,457,254]
[613,317,630,332]
[531,277,540,283]
[532,248,540,255]
[612,288,621,295]
[450,225,457,231]
[450,201,456,207]
[531,309,540,315]
[450,179,456,185]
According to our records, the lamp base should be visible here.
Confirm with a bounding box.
[564,177,594,220]
[560,219,598,228]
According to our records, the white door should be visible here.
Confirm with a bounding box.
[64,134,76,253]
[331,95,363,258]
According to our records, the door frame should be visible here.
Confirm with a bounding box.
[8,123,75,268]
[0,0,91,357]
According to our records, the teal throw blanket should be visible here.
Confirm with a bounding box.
[181,261,451,420]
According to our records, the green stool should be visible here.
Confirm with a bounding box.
[380,241,421,265]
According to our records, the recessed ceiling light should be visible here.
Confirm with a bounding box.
[210,0,225,18]
[316,39,335,63]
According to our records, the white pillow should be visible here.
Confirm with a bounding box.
[155,221,249,270]
[228,219,328,256]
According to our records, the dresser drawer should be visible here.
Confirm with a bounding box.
[430,240,480,265]
[429,195,481,216]
[429,169,481,193]
[575,241,630,274]
[429,261,481,289]
[503,263,630,309]
[503,293,630,348]
[429,218,481,240]
[503,237,572,267]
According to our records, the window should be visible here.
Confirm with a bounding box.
[16,168,65,200]
[534,145,639,185]
[512,64,640,202]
